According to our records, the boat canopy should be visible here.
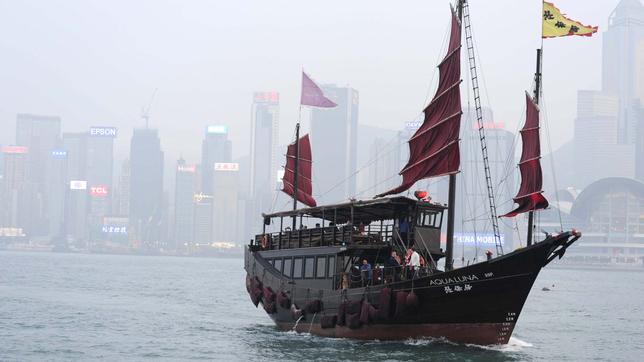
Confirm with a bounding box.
[263,196,446,225]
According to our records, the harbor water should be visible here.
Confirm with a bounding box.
[1,251,643,361]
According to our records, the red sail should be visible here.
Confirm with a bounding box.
[282,134,317,207]
[502,93,549,217]
[377,9,462,197]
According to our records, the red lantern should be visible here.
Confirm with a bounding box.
[414,190,428,200]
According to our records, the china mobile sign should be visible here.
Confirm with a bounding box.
[90,185,108,197]
[454,232,506,246]
[89,126,117,137]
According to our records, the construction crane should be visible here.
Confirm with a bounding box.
[141,88,158,129]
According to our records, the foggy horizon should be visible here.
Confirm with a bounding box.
[0,0,614,167]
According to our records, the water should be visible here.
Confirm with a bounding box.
[1,251,643,361]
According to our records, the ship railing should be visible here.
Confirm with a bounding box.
[253,224,396,250]
[333,263,436,290]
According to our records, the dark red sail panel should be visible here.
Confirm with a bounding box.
[502,93,549,217]
[377,9,462,197]
[282,134,317,207]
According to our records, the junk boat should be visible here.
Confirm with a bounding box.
[244,0,594,345]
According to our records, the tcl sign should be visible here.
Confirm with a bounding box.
[90,185,108,197]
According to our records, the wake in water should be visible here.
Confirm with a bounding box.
[465,336,533,352]
[402,335,532,353]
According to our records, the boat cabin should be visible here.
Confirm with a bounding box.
[249,196,447,289]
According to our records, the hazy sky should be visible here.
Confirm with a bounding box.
[0,0,617,165]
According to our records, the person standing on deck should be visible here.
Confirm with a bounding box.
[407,248,421,279]
[360,259,373,286]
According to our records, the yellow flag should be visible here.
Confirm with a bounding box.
[542,1,598,38]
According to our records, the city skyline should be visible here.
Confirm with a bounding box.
[1,0,642,258]
[0,1,615,163]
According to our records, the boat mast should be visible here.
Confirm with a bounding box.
[292,122,300,230]
[527,48,543,246]
[446,0,464,271]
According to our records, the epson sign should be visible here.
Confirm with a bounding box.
[89,127,117,137]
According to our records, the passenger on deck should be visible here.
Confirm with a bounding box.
[405,248,421,279]
[385,250,401,282]
[399,217,410,247]
[340,272,349,290]
[360,259,373,286]
[358,222,365,234]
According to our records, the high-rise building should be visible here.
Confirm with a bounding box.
[574,91,636,188]
[602,0,644,143]
[310,85,359,204]
[354,124,404,198]
[15,113,62,237]
[573,1,644,188]
[62,133,88,180]
[62,132,89,245]
[249,92,279,231]
[201,125,232,195]
[47,148,68,240]
[115,159,130,217]
[637,104,644,182]
[86,126,117,244]
[0,146,29,235]
[129,128,164,249]
[193,193,213,244]
[458,108,516,249]
[174,158,197,250]
[212,162,240,243]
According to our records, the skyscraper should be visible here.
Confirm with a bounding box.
[115,159,130,217]
[174,158,197,250]
[0,146,29,235]
[15,113,61,237]
[201,125,232,194]
[62,132,89,245]
[458,108,516,249]
[193,193,213,244]
[574,91,635,188]
[310,85,359,204]
[249,92,279,230]
[574,0,644,188]
[47,148,68,240]
[129,128,164,248]
[212,162,240,243]
[602,0,644,143]
[86,126,116,244]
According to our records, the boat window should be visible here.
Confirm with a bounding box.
[327,256,335,279]
[274,258,282,274]
[316,257,326,278]
[304,257,315,278]
[293,257,303,278]
[283,258,292,278]
[416,210,440,228]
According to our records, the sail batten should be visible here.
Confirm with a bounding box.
[376,9,462,198]
[502,93,549,218]
[281,134,317,207]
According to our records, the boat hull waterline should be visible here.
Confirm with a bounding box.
[244,231,580,345]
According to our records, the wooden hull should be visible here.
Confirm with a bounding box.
[244,231,580,345]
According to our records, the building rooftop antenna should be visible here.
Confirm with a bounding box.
[141,88,158,129]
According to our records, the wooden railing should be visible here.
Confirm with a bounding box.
[253,224,396,250]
